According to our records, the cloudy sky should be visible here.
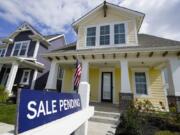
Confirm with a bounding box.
[0,0,180,43]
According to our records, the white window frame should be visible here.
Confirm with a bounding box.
[86,26,96,47]
[11,40,30,57]
[84,21,128,49]
[132,68,151,97]
[0,48,6,57]
[100,25,110,45]
[114,23,126,45]
[20,70,31,85]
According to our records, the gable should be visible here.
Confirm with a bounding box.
[73,2,144,31]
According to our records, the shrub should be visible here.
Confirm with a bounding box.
[0,85,8,103]
[116,103,145,135]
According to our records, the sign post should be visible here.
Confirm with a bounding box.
[13,82,94,135]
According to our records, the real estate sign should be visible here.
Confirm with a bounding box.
[16,89,82,134]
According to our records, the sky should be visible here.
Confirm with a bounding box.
[0,0,180,44]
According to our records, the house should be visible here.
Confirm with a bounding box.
[0,22,66,96]
[43,1,180,111]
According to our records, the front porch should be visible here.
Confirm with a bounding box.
[0,57,44,95]
[43,46,180,111]
[45,58,170,111]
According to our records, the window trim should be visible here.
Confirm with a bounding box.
[20,70,31,85]
[86,26,96,47]
[11,40,30,57]
[114,23,126,44]
[84,21,128,49]
[131,68,150,97]
[100,25,110,45]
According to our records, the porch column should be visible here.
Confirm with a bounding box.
[30,69,38,89]
[45,60,58,90]
[80,61,89,82]
[5,62,19,94]
[119,60,133,110]
[167,58,180,112]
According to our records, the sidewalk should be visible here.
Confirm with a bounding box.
[88,121,117,135]
[0,123,14,135]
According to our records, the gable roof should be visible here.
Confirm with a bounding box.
[138,34,180,47]
[72,1,145,31]
[1,22,51,47]
[51,34,180,52]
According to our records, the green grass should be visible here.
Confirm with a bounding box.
[155,130,180,135]
[0,103,16,124]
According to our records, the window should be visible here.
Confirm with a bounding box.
[0,48,6,57]
[114,24,125,44]
[135,72,148,95]
[21,70,31,85]
[12,41,30,56]
[100,25,110,45]
[86,27,96,46]
[57,67,64,80]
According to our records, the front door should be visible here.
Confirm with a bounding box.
[101,72,113,102]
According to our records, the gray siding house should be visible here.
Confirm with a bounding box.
[0,22,66,95]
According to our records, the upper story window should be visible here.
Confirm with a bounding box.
[100,25,110,45]
[12,41,30,57]
[86,27,96,46]
[135,72,147,95]
[0,48,6,57]
[114,24,125,44]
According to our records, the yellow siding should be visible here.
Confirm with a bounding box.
[89,68,99,102]
[63,68,74,92]
[77,7,137,49]
[62,67,167,109]
[115,68,120,103]
[131,68,168,110]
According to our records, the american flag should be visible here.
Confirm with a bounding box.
[74,60,82,90]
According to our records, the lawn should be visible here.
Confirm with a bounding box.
[0,103,16,124]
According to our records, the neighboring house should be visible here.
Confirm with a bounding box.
[0,22,66,95]
[43,2,180,112]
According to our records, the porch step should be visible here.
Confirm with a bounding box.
[89,115,119,125]
[94,111,120,119]
[89,110,120,125]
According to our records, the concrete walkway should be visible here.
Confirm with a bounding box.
[88,102,120,135]
[0,123,14,135]
[88,121,117,135]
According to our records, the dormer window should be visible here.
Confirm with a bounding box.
[100,25,110,45]
[114,24,125,44]
[12,40,30,56]
[0,48,6,57]
[86,27,96,46]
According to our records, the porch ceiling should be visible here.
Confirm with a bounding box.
[44,48,180,63]
[0,57,44,71]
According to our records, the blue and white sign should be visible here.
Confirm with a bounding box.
[16,89,82,134]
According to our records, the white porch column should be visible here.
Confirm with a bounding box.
[30,69,38,89]
[120,60,131,93]
[119,60,132,110]
[45,60,58,90]
[167,57,180,112]
[5,62,19,94]
[80,61,89,82]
